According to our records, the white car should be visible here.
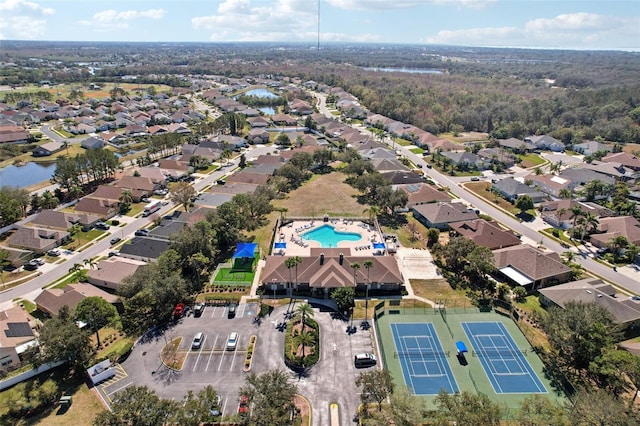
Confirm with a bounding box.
[226,332,238,351]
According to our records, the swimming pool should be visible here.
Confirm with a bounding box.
[301,224,362,248]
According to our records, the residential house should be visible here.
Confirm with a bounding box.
[602,152,640,171]
[194,193,234,209]
[271,113,297,126]
[539,278,640,331]
[558,167,615,188]
[492,244,572,289]
[247,128,270,144]
[477,148,516,168]
[573,141,613,156]
[216,135,247,151]
[181,144,220,164]
[134,167,168,184]
[260,248,403,298]
[30,209,100,232]
[34,283,119,317]
[248,116,270,128]
[539,200,615,229]
[528,174,574,199]
[582,161,639,183]
[441,151,487,170]
[423,138,460,153]
[590,216,640,249]
[81,136,105,150]
[289,99,313,115]
[525,135,564,152]
[1,247,33,268]
[0,306,38,372]
[0,126,31,144]
[450,219,521,250]
[380,171,424,185]
[86,258,145,291]
[412,202,478,230]
[492,177,546,203]
[113,176,158,199]
[371,158,411,174]
[32,141,64,157]
[74,198,118,220]
[118,237,171,262]
[497,138,535,153]
[7,227,69,254]
[396,183,452,207]
[226,171,271,186]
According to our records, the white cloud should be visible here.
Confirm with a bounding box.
[325,0,493,11]
[0,0,53,39]
[426,13,640,49]
[79,8,166,32]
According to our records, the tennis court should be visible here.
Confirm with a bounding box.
[461,321,547,394]
[391,322,459,395]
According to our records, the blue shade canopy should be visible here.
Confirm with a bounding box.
[233,242,258,258]
[274,242,286,248]
[373,242,385,249]
[456,341,468,353]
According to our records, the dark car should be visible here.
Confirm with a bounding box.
[227,303,237,318]
[24,260,39,271]
[135,229,149,237]
[110,237,121,245]
[95,222,110,230]
[426,164,432,169]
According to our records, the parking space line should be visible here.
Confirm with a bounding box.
[230,347,238,371]
[221,397,228,417]
[220,306,227,318]
[205,335,219,371]
[217,349,227,371]
[192,336,206,372]
[107,381,133,398]
[210,306,218,318]
[237,303,246,318]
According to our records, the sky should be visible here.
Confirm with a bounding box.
[0,0,639,51]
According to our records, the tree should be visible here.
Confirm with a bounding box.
[389,387,425,426]
[514,394,569,426]
[174,385,222,426]
[558,188,572,199]
[569,388,640,425]
[331,287,355,313]
[363,259,374,319]
[577,212,599,242]
[40,190,60,209]
[350,261,361,287]
[74,296,119,347]
[356,369,395,412]
[239,153,247,168]
[434,390,504,425]
[239,369,298,426]
[514,194,534,215]
[37,306,94,373]
[0,249,9,288]
[607,235,629,258]
[589,347,640,397]
[296,303,314,326]
[437,236,477,272]
[543,301,620,370]
[276,132,291,147]
[570,205,585,230]
[284,256,302,291]
[94,385,178,426]
[625,243,640,264]
[68,262,86,283]
[463,245,496,298]
[295,330,315,362]
[119,190,133,213]
[170,181,197,212]
[427,228,440,247]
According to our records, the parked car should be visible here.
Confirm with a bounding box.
[238,394,249,414]
[47,248,60,257]
[226,332,238,351]
[24,260,39,271]
[110,237,121,245]
[209,395,222,417]
[32,258,45,266]
[194,303,205,317]
[108,251,118,257]
[426,164,432,169]
[354,353,377,368]
[227,303,237,318]
[471,176,480,181]
[135,229,149,237]
[154,189,168,196]
[191,332,204,350]
[95,222,110,230]
[173,302,186,318]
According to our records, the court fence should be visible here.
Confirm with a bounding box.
[394,350,451,359]
[471,349,528,357]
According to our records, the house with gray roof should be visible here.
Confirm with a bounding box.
[539,278,640,330]
[32,141,64,157]
[7,227,69,254]
[86,258,145,291]
[492,244,572,290]
[497,138,535,153]
[559,167,615,188]
[194,193,234,209]
[442,151,487,170]
[412,202,478,230]
[81,136,105,150]
[525,135,564,152]
[30,209,100,231]
[573,141,613,156]
[492,177,546,203]
[395,183,452,207]
[118,237,171,263]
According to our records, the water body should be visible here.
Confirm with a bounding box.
[363,67,444,75]
[301,224,362,248]
[0,161,56,189]
[243,88,279,98]
[258,107,276,115]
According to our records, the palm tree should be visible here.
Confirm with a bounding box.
[69,185,83,200]
[41,190,59,209]
[350,262,361,287]
[578,212,599,242]
[558,188,572,199]
[296,330,314,365]
[561,251,576,264]
[570,205,585,231]
[119,190,134,213]
[363,206,381,223]
[363,260,374,321]
[284,256,302,292]
[296,303,314,328]
[83,257,98,270]
[607,235,629,258]
[68,263,84,283]
[625,244,640,265]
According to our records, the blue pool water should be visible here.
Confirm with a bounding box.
[301,224,362,247]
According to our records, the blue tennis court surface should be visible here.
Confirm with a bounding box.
[391,323,459,395]
[462,321,547,394]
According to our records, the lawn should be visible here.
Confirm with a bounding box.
[464,181,523,216]
[409,147,425,155]
[124,202,146,217]
[410,278,470,306]
[517,153,546,168]
[380,214,428,249]
[213,267,255,285]
[63,229,104,250]
[392,138,412,147]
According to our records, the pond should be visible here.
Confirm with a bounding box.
[258,107,276,115]
[243,88,279,98]
[363,67,444,75]
[0,161,56,189]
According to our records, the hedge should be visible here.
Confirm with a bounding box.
[284,317,320,369]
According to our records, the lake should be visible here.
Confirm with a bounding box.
[363,67,444,75]
[0,161,56,189]
[258,107,276,115]
[243,88,279,98]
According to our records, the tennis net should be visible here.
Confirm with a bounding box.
[472,348,527,358]
[394,350,450,359]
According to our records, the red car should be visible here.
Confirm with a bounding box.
[238,395,249,414]
[173,303,185,318]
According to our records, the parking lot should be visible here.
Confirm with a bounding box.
[103,301,376,425]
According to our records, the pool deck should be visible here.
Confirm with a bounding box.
[274,219,383,257]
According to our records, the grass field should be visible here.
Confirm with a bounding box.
[464,181,524,216]
[11,83,172,100]
[518,153,547,168]
[213,268,255,284]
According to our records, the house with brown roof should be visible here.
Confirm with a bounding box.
[260,248,403,298]
[590,216,640,249]
[450,219,522,250]
[7,226,69,254]
[527,174,574,198]
[271,113,297,126]
[0,306,38,372]
[247,128,270,144]
[539,278,640,331]
[412,202,478,230]
[602,152,640,171]
[74,197,118,220]
[492,244,572,290]
[1,247,32,268]
[539,200,615,229]
[248,116,270,128]
[34,283,120,317]
[289,99,313,115]
[396,183,452,207]
[29,209,101,231]
[89,185,125,204]
[226,171,271,186]
[86,258,145,291]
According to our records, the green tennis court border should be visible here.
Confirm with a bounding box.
[373,304,570,410]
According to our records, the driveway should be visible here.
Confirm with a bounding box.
[104,301,375,426]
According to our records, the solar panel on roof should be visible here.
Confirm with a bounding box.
[5,322,34,338]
